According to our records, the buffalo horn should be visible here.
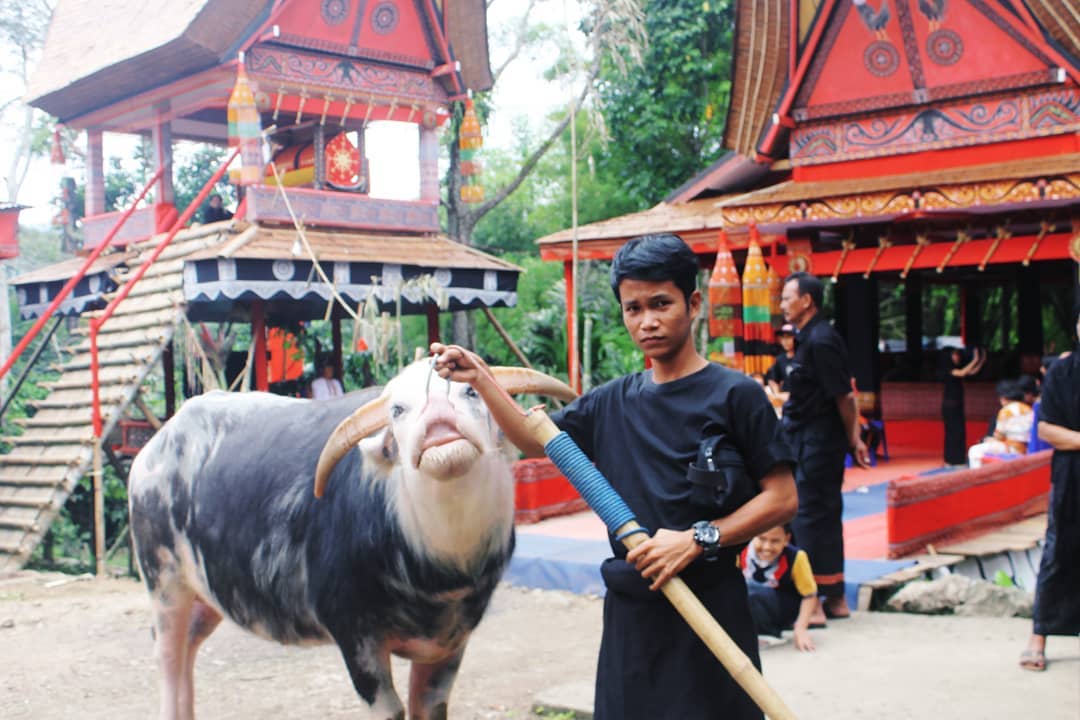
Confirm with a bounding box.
[313,367,577,498]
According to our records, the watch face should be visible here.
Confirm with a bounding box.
[694,521,719,545]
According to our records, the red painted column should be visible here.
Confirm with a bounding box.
[332,315,343,378]
[564,261,580,393]
[426,303,441,346]
[252,301,269,392]
[85,129,105,217]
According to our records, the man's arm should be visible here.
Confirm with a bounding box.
[430,343,547,457]
[1038,421,1080,451]
[626,465,797,591]
[836,393,871,468]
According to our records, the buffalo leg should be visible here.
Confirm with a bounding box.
[149,580,197,720]
[338,637,405,719]
[177,598,223,715]
[407,647,464,720]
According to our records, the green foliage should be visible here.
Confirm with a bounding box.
[595,0,734,206]
[174,143,235,219]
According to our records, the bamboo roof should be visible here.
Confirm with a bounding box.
[535,198,734,247]
[188,227,522,272]
[1024,1,1080,65]
[722,0,789,160]
[443,0,493,92]
[26,0,266,121]
[11,251,134,285]
[718,153,1080,208]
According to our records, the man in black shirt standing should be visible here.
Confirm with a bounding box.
[433,234,797,719]
[780,272,870,622]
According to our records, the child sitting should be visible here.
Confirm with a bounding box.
[968,379,1034,468]
[739,525,818,651]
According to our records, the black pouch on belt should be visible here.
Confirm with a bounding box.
[687,428,759,517]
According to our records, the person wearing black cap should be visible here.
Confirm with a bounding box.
[766,323,797,403]
[779,272,870,623]
[1020,305,1080,671]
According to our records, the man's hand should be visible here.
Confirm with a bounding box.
[850,436,871,469]
[430,343,489,385]
[625,528,702,591]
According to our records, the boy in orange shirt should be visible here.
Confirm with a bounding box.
[740,525,819,651]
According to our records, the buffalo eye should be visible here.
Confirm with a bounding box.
[464,386,479,400]
[390,403,406,419]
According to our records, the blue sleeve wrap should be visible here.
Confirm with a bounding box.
[544,432,637,532]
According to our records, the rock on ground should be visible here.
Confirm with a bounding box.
[886,574,1033,618]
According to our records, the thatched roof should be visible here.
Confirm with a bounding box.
[27,0,268,121]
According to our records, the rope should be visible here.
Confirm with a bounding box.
[544,432,638,532]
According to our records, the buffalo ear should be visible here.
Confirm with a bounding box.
[359,428,397,471]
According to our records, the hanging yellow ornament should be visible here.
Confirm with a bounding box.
[458,98,484,203]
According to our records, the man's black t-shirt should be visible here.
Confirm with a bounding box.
[781,314,852,436]
[551,362,793,559]
[549,362,792,719]
[765,352,795,392]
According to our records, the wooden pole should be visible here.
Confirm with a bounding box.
[252,301,268,392]
[93,439,105,576]
[332,315,343,378]
[162,339,176,419]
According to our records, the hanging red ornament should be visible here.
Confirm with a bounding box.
[50,127,65,165]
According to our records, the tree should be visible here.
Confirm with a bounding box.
[442,0,646,344]
[0,0,54,203]
[595,0,735,207]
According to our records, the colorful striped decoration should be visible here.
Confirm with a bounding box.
[458,98,484,203]
[707,230,743,370]
[742,228,773,375]
[227,63,263,186]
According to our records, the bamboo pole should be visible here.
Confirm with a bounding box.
[93,439,105,576]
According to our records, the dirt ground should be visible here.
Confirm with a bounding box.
[0,571,1077,719]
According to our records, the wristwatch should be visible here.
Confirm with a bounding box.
[692,520,722,562]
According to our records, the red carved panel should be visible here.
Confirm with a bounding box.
[246,45,447,105]
[246,186,439,233]
[799,0,1058,121]
[274,0,437,70]
[791,89,1080,166]
[83,206,157,249]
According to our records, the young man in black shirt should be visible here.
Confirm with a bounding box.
[433,233,797,719]
[779,272,870,622]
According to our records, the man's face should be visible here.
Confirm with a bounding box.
[781,280,811,325]
[778,333,795,352]
[618,278,699,362]
[210,196,222,209]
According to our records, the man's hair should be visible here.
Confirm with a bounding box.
[785,271,824,310]
[610,233,699,302]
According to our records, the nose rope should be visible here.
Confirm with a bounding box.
[424,354,453,413]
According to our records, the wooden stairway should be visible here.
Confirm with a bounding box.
[0,223,231,574]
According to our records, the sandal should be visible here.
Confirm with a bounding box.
[1019,649,1047,672]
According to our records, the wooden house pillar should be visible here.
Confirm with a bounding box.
[904,274,923,377]
[331,315,343,378]
[163,340,176,419]
[1017,266,1043,366]
[252,301,269,392]
[835,275,880,395]
[85,129,105,217]
[313,124,326,191]
[419,125,440,202]
[426,303,441,346]
[151,104,175,213]
[962,284,982,349]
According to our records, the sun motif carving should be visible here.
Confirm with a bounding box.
[331,147,355,175]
